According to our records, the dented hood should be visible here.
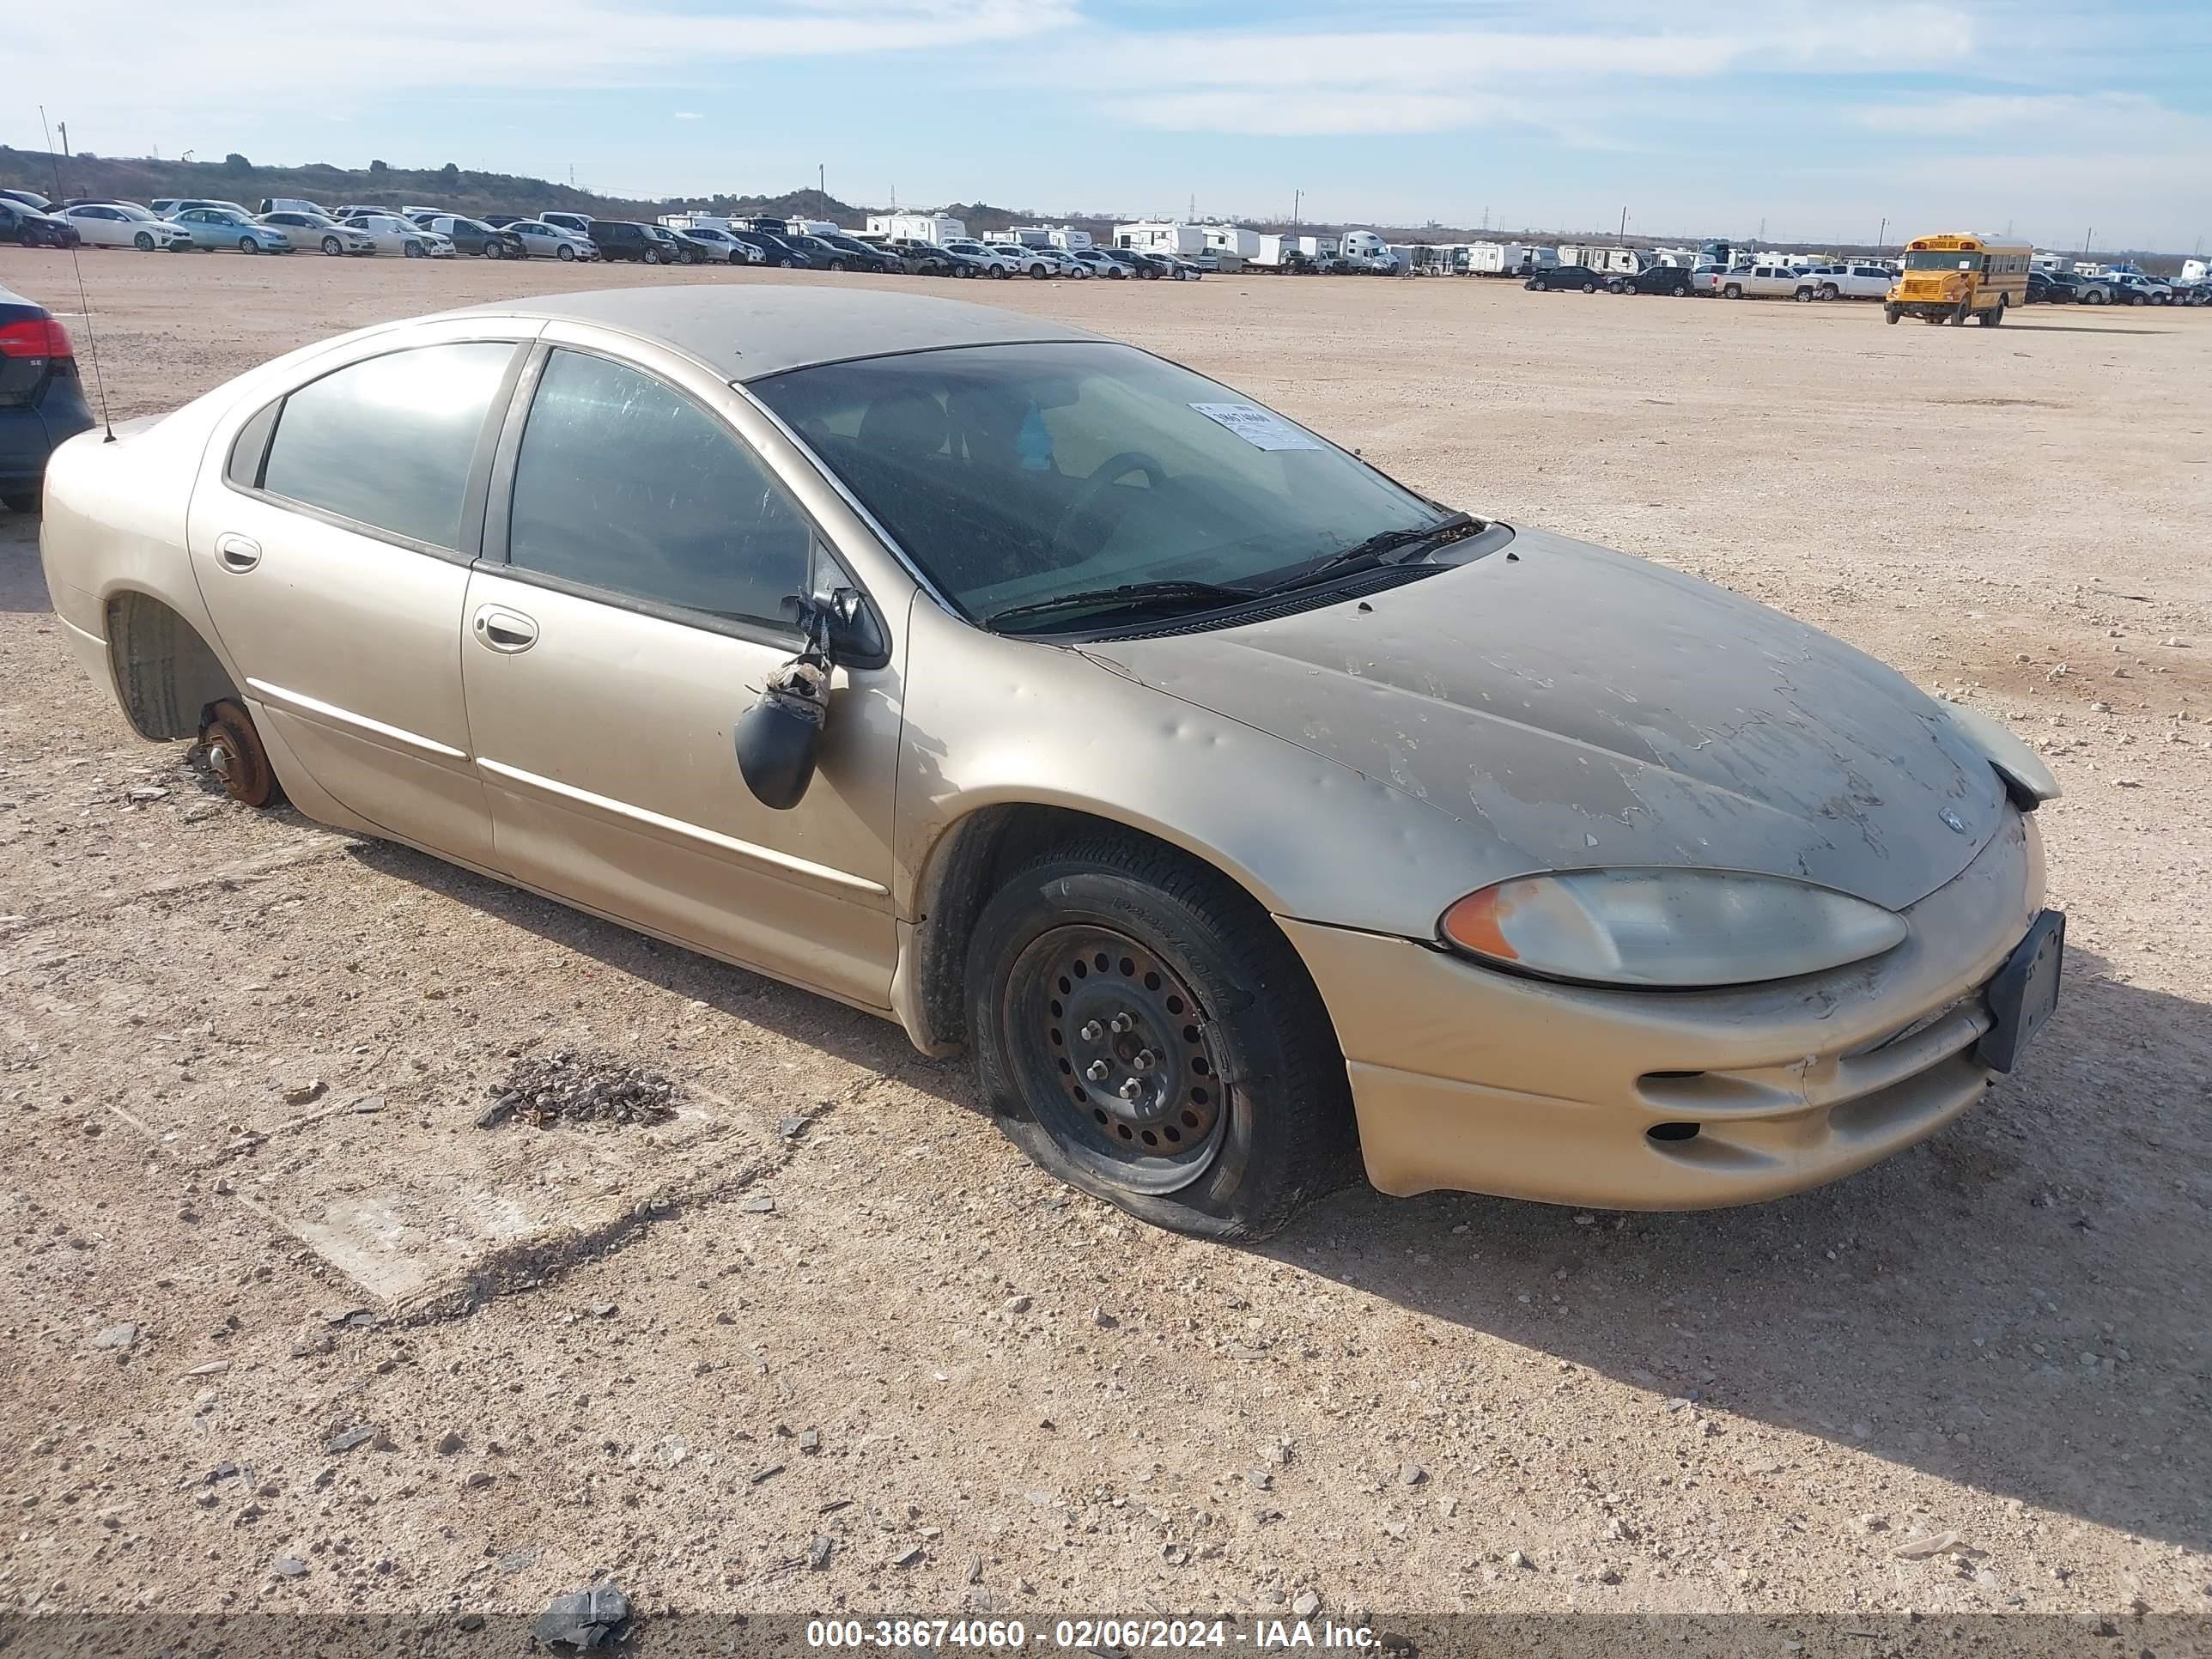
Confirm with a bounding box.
[1091,528,2006,913]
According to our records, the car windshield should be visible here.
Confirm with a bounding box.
[1905,250,1979,270]
[112,204,155,221]
[752,341,1454,631]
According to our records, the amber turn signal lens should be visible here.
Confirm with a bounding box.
[1440,887,1520,960]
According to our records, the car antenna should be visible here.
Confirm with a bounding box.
[38,106,116,442]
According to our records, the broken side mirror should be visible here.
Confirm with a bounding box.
[733,588,880,811]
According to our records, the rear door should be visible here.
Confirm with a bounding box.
[188,324,534,866]
[459,331,902,1009]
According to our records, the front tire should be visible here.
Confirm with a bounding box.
[966,837,1354,1241]
[240,237,260,254]
[322,236,343,256]
[556,242,576,261]
[134,231,155,252]
[1885,303,1901,324]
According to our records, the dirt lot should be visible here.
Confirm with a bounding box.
[2,250,2209,1632]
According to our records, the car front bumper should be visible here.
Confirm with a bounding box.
[1281,810,2047,1210]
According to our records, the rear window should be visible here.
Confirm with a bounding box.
[258,343,514,550]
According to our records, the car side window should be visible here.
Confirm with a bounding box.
[258,342,516,550]
[505,349,811,628]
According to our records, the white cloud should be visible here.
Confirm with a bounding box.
[1037,7,1979,136]
[15,0,1079,125]
[1847,88,2197,136]
[674,111,704,120]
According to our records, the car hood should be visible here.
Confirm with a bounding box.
[1088,527,2007,913]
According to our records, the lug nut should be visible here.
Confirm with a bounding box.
[1133,1050,1156,1072]
[1080,1020,1103,1042]
[1085,1060,1110,1083]
[1109,1013,1136,1035]
[1117,1079,1144,1103]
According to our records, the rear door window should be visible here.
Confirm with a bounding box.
[258,342,516,550]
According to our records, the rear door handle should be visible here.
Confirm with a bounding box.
[214,533,261,573]
[472,604,538,653]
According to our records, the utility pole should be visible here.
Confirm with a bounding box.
[1876,216,1887,250]
[2081,225,2094,256]
[57,121,68,156]
[1618,204,1627,241]
[1291,188,1300,229]
[818,163,825,196]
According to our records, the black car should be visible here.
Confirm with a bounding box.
[2026,269,2078,305]
[0,200,82,249]
[664,225,755,264]
[410,213,527,259]
[776,234,852,271]
[815,233,902,274]
[0,286,96,514]
[885,240,959,276]
[659,227,726,264]
[586,220,684,264]
[0,188,56,214]
[724,228,801,268]
[1608,263,1698,296]
[1528,264,1602,292]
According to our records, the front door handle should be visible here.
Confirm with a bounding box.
[472,604,538,653]
[214,533,261,573]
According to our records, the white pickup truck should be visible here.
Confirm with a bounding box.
[1793,263,1895,301]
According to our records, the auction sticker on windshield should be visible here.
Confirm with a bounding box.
[1188,403,1322,451]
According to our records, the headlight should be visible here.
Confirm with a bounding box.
[1942,702,2060,808]
[1439,869,1908,988]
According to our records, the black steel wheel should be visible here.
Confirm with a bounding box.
[967,836,1355,1239]
[1008,926,1230,1194]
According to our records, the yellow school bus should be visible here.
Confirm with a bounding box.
[1886,233,2033,325]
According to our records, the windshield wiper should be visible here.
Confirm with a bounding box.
[1261,512,1482,595]
[982,579,1261,633]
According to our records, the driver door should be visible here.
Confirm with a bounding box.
[460,339,902,1011]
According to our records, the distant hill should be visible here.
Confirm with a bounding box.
[0,147,672,222]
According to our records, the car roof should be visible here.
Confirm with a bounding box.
[448,287,1105,383]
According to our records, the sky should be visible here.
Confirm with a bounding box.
[13,0,2211,251]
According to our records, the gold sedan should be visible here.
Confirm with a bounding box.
[39,289,2064,1238]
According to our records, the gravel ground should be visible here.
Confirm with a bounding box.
[0,249,2207,1630]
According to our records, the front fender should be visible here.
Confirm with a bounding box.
[893,599,1480,938]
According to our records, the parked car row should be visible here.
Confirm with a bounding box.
[1519,251,2210,310]
[0,186,1212,284]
